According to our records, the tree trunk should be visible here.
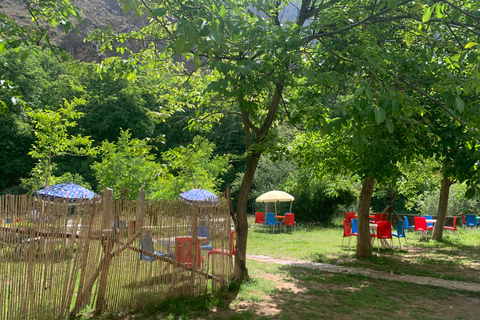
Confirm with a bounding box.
[356,175,375,257]
[233,152,261,281]
[433,176,452,240]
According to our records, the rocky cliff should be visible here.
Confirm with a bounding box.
[1,0,149,62]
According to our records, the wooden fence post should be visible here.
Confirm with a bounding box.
[95,188,114,313]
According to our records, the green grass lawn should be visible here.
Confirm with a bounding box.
[76,216,480,320]
[248,217,480,283]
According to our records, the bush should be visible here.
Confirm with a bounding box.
[290,184,356,225]
[414,183,480,217]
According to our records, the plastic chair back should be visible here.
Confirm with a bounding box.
[140,234,154,261]
[465,214,478,227]
[462,213,466,225]
[351,218,358,234]
[374,213,382,223]
[422,215,433,227]
[403,216,414,229]
[283,213,295,226]
[414,217,427,231]
[376,221,392,239]
[444,217,458,232]
[345,212,356,222]
[452,216,457,231]
[255,212,265,224]
[175,236,202,268]
[196,225,212,250]
[343,219,352,237]
[265,213,276,225]
[396,221,405,237]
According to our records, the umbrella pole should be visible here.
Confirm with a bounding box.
[275,202,277,215]
[290,201,292,212]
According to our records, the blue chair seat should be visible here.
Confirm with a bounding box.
[201,244,213,251]
[392,220,408,248]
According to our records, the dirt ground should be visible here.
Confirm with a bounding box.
[209,270,480,320]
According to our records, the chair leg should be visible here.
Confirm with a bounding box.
[341,237,345,248]
[348,236,352,248]
[397,238,401,249]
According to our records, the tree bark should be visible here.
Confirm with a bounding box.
[356,175,375,257]
[233,151,261,281]
[433,176,452,240]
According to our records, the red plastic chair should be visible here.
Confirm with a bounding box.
[255,212,266,224]
[414,217,432,239]
[282,213,296,232]
[444,217,459,237]
[208,230,235,258]
[342,219,357,248]
[462,213,466,225]
[175,237,204,268]
[345,212,356,222]
[374,213,387,223]
[374,221,393,252]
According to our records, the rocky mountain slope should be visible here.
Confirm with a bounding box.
[1,0,300,62]
[1,0,148,62]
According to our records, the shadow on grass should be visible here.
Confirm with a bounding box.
[78,282,241,320]
[312,242,480,283]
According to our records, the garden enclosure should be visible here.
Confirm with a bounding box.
[0,189,233,319]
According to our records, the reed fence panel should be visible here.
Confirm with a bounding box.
[0,189,233,319]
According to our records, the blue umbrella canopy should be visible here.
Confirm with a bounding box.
[36,182,97,202]
[179,189,219,204]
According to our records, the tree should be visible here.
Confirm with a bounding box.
[86,0,480,271]
[24,98,93,192]
[0,0,81,115]
[92,130,231,199]
[92,129,163,199]
[161,136,231,194]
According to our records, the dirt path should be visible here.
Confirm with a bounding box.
[247,254,480,292]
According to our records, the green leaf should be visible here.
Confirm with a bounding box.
[391,99,400,116]
[389,0,397,10]
[386,117,394,133]
[211,26,222,44]
[455,96,464,113]
[122,0,131,14]
[422,7,432,22]
[465,42,478,49]
[19,51,30,62]
[353,133,364,153]
[151,8,167,17]
[465,187,475,199]
[365,86,372,100]
[194,52,201,68]
[355,86,364,96]
[174,37,186,53]
[224,0,242,16]
[374,107,386,124]
[435,3,444,18]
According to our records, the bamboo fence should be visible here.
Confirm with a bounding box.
[0,188,233,319]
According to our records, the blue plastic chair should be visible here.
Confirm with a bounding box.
[265,213,281,233]
[422,215,434,228]
[140,234,167,261]
[403,216,414,233]
[351,218,358,234]
[195,225,213,251]
[392,221,408,248]
[465,214,478,227]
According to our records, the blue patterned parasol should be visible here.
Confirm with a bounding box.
[179,189,218,204]
[36,182,97,202]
